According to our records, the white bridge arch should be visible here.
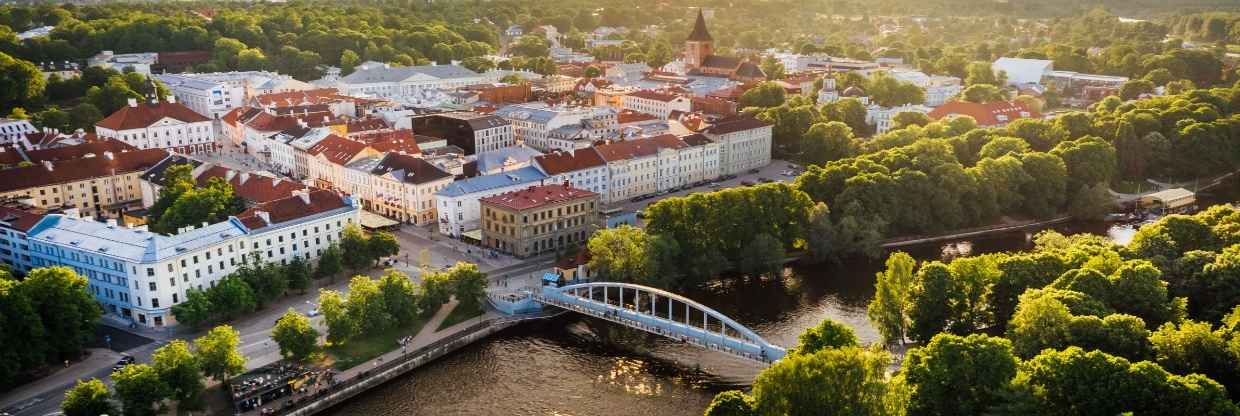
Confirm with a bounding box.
[533,282,787,363]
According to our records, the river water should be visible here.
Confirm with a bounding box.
[326,179,1239,416]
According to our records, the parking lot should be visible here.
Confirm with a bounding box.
[606,159,803,216]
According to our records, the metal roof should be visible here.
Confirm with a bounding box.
[435,166,547,198]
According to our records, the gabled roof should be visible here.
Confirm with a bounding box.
[926,101,1041,126]
[140,155,201,186]
[370,152,452,185]
[701,55,742,70]
[680,133,714,147]
[195,166,308,204]
[592,134,687,162]
[480,183,597,211]
[235,189,352,230]
[687,8,713,42]
[365,130,422,155]
[346,118,390,133]
[733,61,766,79]
[0,148,169,193]
[96,100,211,131]
[534,148,606,175]
[22,138,137,165]
[0,205,46,232]
[306,135,369,166]
[339,64,481,84]
[436,166,548,198]
[703,116,772,135]
[627,90,682,103]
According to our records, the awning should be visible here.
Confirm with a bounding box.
[359,210,399,229]
[1140,188,1195,209]
[462,229,483,242]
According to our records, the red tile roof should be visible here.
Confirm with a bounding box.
[235,189,350,229]
[0,146,25,166]
[480,184,598,211]
[627,90,682,102]
[703,116,772,135]
[95,100,210,131]
[307,134,369,166]
[346,118,390,134]
[22,138,137,165]
[534,148,606,175]
[927,101,1042,126]
[0,148,169,193]
[366,130,422,155]
[592,134,687,162]
[195,165,308,204]
[617,110,658,124]
[252,88,355,107]
[0,205,46,232]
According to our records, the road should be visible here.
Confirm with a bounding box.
[607,160,801,215]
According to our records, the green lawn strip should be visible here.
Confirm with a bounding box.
[325,315,429,370]
[437,302,484,331]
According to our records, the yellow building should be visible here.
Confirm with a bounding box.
[480,184,601,258]
[0,148,168,219]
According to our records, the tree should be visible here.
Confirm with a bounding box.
[419,270,454,314]
[584,66,602,78]
[319,289,358,344]
[378,269,420,325]
[340,224,372,272]
[171,288,213,328]
[1051,136,1116,193]
[151,340,203,407]
[20,267,101,362]
[0,278,45,387]
[148,164,194,225]
[752,347,903,416]
[153,177,245,235]
[868,252,915,345]
[1068,183,1114,221]
[273,309,319,362]
[1149,320,1239,397]
[1017,152,1068,218]
[316,244,343,281]
[891,111,932,130]
[285,256,311,294]
[866,72,925,107]
[1005,118,1069,152]
[69,103,103,131]
[368,231,400,265]
[908,262,960,343]
[801,121,857,165]
[1012,347,1237,415]
[194,325,246,382]
[511,35,550,57]
[1006,289,1074,358]
[959,84,1006,103]
[903,334,1018,416]
[793,319,858,355]
[1119,79,1156,100]
[111,364,168,416]
[738,233,786,277]
[760,55,785,80]
[0,52,46,110]
[62,378,117,416]
[448,263,488,308]
[704,390,756,416]
[978,137,1031,159]
[346,275,391,335]
[965,61,1004,86]
[339,49,360,75]
[208,276,256,319]
[460,56,495,73]
[738,82,786,109]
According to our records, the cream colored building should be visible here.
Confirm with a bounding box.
[480,184,600,258]
[0,149,169,219]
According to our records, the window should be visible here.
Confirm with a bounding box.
[146,267,155,277]
[149,281,157,291]
[151,298,160,308]
[169,277,175,287]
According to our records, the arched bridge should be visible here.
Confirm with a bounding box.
[532,282,787,363]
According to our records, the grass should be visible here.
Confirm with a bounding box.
[437,302,484,331]
[325,314,430,370]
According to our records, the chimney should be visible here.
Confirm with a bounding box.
[255,210,270,224]
[103,151,114,160]
[127,98,138,108]
[166,95,176,104]
[43,160,54,171]
[240,172,250,183]
[225,170,237,182]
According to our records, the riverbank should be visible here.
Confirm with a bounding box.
[880,215,1073,248]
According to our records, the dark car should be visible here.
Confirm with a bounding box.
[740,180,755,186]
[749,168,761,174]
[759,177,774,183]
[113,355,135,371]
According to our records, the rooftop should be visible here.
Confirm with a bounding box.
[369,152,453,185]
[436,166,548,198]
[96,100,211,131]
[480,183,597,211]
[0,148,169,193]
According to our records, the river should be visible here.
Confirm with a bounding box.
[325,179,1239,416]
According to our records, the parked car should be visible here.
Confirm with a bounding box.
[749,168,761,174]
[741,180,755,186]
[113,355,135,371]
[759,177,774,183]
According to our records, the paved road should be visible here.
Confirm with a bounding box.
[607,159,801,215]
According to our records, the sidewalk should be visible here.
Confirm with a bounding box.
[0,348,122,412]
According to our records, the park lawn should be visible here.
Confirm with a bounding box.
[437,302,484,331]
[325,315,430,370]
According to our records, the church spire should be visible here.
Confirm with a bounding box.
[687,8,712,42]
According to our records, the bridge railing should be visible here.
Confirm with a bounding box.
[534,292,782,364]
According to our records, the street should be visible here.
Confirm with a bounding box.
[606,159,801,215]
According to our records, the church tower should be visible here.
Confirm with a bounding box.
[684,8,713,69]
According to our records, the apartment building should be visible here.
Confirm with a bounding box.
[621,90,692,119]
[493,103,619,152]
[156,72,315,118]
[700,116,773,176]
[412,112,515,155]
[480,184,600,258]
[435,166,548,238]
[0,149,169,219]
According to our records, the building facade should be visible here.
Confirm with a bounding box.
[480,184,600,258]
[0,149,169,219]
[701,117,773,176]
[621,90,692,119]
[493,103,619,152]
[0,118,38,147]
[434,166,548,238]
[95,98,217,154]
[411,112,515,155]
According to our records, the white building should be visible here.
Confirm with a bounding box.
[887,69,963,107]
[621,90,692,119]
[95,98,217,154]
[701,117,773,176]
[87,51,158,75]
[867,104,932,134]
[493,103,619,152]
[156,72,315,118]
[992,57,1054,87]
[18,189,359,328]
[318,64,492,100]
[591,134,720,203]
[533,149,610,198]
[435,166,548,238]
[0,118,38,147]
